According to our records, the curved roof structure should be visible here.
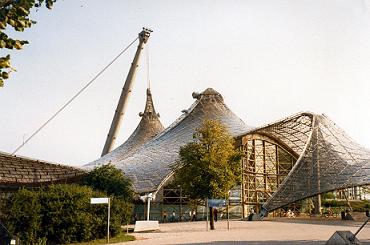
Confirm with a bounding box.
[84,88,164,170]
[238,112,370,212]
[111,88,251,193]
[0,151,85,191]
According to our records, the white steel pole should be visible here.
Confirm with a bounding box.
[147,197,151,221]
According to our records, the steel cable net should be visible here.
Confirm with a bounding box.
[252,113,313,156]
[261,113,370,212]
[103,88,251,193]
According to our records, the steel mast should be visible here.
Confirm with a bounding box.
[101,28,152,156]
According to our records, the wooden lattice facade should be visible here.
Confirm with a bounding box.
[236,134,298,216]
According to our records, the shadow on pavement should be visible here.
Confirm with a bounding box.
[183,240,325,245]
[265,218,366,228]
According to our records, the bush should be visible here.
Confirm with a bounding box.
[80,164,133,201]
[321,192,335,200]
[1,188,42,244]
[322,199,339,207]
[0,184,132,244]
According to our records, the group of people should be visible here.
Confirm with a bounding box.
[134,208,226,223]
[162,210,197,222]
[286,209,295,218]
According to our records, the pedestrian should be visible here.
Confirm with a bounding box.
[192,210,196,221]
[162,210,167,223]
[188,210,192,221]
[214,208,218,222]
[172,210,176,222]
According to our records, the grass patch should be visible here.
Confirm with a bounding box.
[69,232,135,245]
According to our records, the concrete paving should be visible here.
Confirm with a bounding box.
[115,218,370,245]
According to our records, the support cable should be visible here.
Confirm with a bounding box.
[12,37,139,155]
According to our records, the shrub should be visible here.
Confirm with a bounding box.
[1,188,42,244]
[1,184,132,244]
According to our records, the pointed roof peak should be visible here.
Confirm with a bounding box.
[139,88,160,118]
[192,87,223,101]
[84,88,164,170]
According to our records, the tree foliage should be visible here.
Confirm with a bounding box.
[174,119,242,229]
[175,119,242,200]
[0,184,132,244]
[0,0,56,87]
[80,164,133,201]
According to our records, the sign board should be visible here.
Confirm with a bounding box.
[90,197,111,242]
[208,199,226,207]
[91,197,109,204]
[10,240,16,245]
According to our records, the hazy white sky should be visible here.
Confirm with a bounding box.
[1,0,370,166]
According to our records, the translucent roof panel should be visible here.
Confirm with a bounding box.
[113,88,251,193]
[257,113,370,211]
[84,88,164,170]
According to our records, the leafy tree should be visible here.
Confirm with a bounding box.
[174,119,242,230]
[0,0,56,87]
[80,164,133,201]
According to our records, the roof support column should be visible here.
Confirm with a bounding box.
[311,116,321,215]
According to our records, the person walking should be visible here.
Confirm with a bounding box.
[171,210,176,222]
[214,208,218,222]
[162,210,167,223]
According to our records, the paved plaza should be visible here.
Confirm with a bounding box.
[118,218,370,245]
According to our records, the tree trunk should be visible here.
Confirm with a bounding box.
[209,207,215,230]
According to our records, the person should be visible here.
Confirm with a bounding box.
[328,207,333,217]
[188,210,192,222]
[192,210,196,221]
[214,208,218,222]
[171,210,176,222]
[248,208,254,221]
[133,213,138,223]
[162,210,167,223]
[287,209,295,218]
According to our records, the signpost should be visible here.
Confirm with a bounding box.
[207,198,230,230]
[91,198,110,243]
[207,199,226,207]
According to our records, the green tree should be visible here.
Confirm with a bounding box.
[174,119,242,230]
[0,0,56,87]
[80,164,133,201]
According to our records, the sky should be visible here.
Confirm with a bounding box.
[1,0,370,166]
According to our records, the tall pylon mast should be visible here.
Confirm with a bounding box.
[101,28,152,156]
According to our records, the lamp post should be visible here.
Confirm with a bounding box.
[140,193,155,221]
